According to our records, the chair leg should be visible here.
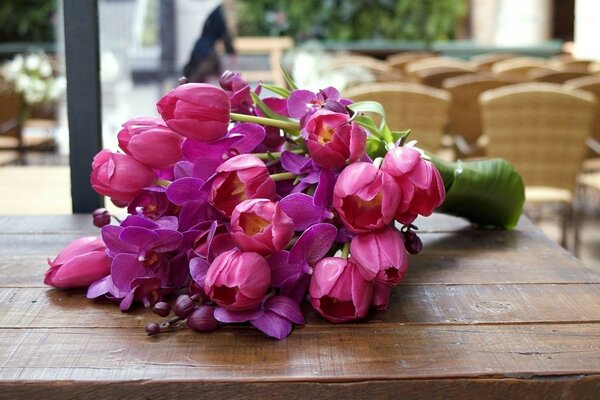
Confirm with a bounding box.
[560,202,569,249]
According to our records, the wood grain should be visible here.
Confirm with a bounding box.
[2,214,600,399]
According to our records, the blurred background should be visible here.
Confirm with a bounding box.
[1,0,600,266]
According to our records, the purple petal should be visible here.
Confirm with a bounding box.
[287,89,317,119]
[251,311,293,339]
[151,229,183,253]
[319,86,341,101]
[279,193,324,231]
[289,223,337,264]
[169,252,189,288]
[281,151,312,174]
[268,250,297,287]
[214,306,264,323]
[119,227,159,253]
[265,295,305,324]
[191,159,221,181]
[324,99,347,114]
[174,161,194,179]
[182,137,233,162]
[314,169,335,209]
[280,273,311,304]
[178,199,216,232]
[228,123,266,153]
[86,276,112,298]
[101,225,131,256]
[120,215,160,229]
[166,177,206,205]
[110,253,147,291]
[119,290,135,311]
[189,256,210,287]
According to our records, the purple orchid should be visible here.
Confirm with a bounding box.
[220,71,254,114]
[269,223,337,303]
[214,295,304,339]
[127,187,172,219]
[182,123,266,166]
[97,216,183,310]
[280,150,322,193]
[279,169,335,230]
[287,87,349,127]
[165,177,222,230]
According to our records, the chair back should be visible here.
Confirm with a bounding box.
[344,82,450,152]
[387,52,435,73]
[469,53,517,72]
[329,55,403,82]
[0,79,24,143]
[405,57,471,78]
[491,57,549,80]
[564,75,600,148]
[480,83,596,192]
[443,74,513,145]
[415,66,474,88]
[529,69,590,84]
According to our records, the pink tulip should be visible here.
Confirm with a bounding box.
[204,249,271,311]
[44,237,111,288]
[302,109,366,169]
[231,199,294,255]
[117,117,184,169]
[350,227,408,285]
[371,281,392,311]
[308,257,373,323]
[381,146,446,224]
[333,162,400,233]
[90,149,156,203]
[210,154,276,216]
[157,83,230,142]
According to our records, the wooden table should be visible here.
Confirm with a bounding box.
[1,214,600,399]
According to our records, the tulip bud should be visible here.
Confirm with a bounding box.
[204,249,271,311]
[44,236,111,289]
[187,305,219,332]
[152,301,171,317]
[157,83,230,142]
[403,229,423,255]
[371,282,392,311]
[92,208,111,228]
[219,70,236,91]
[173,295,195,318]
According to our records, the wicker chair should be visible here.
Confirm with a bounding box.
[404,57,472,79]
[414,66,475,89]
[550,57,597,73]
[480,83,596,251]
[469,53,517,72]
[529,69,590,84]
[328,55,403,82]
[343,82,450,153]
[442,74,513,158]
[564,75,600,165]
[387,52,435,73]
[491,57,549,81]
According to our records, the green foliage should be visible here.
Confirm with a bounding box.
[0,0,56,42]
[237,0,466,44]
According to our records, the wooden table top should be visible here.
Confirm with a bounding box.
[1,214,600,399]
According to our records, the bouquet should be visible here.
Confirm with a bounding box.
[44,71,524,339]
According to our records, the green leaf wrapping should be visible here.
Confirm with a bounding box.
[430,155,525,229]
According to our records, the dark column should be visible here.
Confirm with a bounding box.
[63,0,104,213]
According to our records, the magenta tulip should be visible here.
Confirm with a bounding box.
[45,237,111,288]
[381,146,446,225]
[308,257,373,323]
[210,154,276,216]
[333,162,400,233]
[117,117,184,169]
[231,199,294,255]
[204,249,271,311]
[90,149,157,203]
[371,281,392,311]
[350,227,408,285]
[302,109,366,169]
[157,83,230,142]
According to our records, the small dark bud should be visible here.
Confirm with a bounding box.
[178,76,188,85]
[145,322,161,335]
[187,305,219,332]
[92,208,111,228]
[173,294,195,318]
[403,230,423,255]
[219,70,235,91]
[152,302,171,317]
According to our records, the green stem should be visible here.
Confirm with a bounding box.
[270,172,297,181]
[155,178,171,187]
[341,241,350,259]
[253,149,305,160]
[230,112,300,131]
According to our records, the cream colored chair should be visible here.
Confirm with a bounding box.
[564,75,600,167]
[529,69,590,84]
[343,82,450,153]
[414,66,475,89]
[491,57,549,81]
[387,52,435,73]
[442,74,513,158]
[469,53,517,72]
[328,55,403,82]
[480,83,596,251]
[404,57,472,79]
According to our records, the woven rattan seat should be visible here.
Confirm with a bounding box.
[343,82,450,153]
[480,82,596,250]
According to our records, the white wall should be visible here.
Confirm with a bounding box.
[574,0,600,60]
